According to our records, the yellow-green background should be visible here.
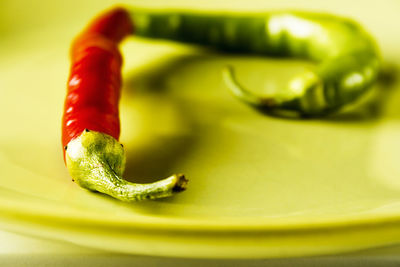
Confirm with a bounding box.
[1,0,400,258]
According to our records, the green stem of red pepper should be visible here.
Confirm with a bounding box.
[62,7,187,201]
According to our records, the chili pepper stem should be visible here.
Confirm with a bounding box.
[65,130,188,201]
[223,65,276,108]
[223,65,327,116]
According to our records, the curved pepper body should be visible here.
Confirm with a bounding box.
[129,10,380,116]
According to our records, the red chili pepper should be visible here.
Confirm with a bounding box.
[62,7,187,201]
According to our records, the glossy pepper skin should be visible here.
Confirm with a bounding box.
[62,8,131,150]
[62,8,187,201]
[129,10,380,117]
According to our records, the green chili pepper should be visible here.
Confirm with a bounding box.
[129,10,380,117]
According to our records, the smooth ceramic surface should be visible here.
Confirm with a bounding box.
[1,0,400,258]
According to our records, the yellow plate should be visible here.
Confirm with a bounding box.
[1,0,400,259]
